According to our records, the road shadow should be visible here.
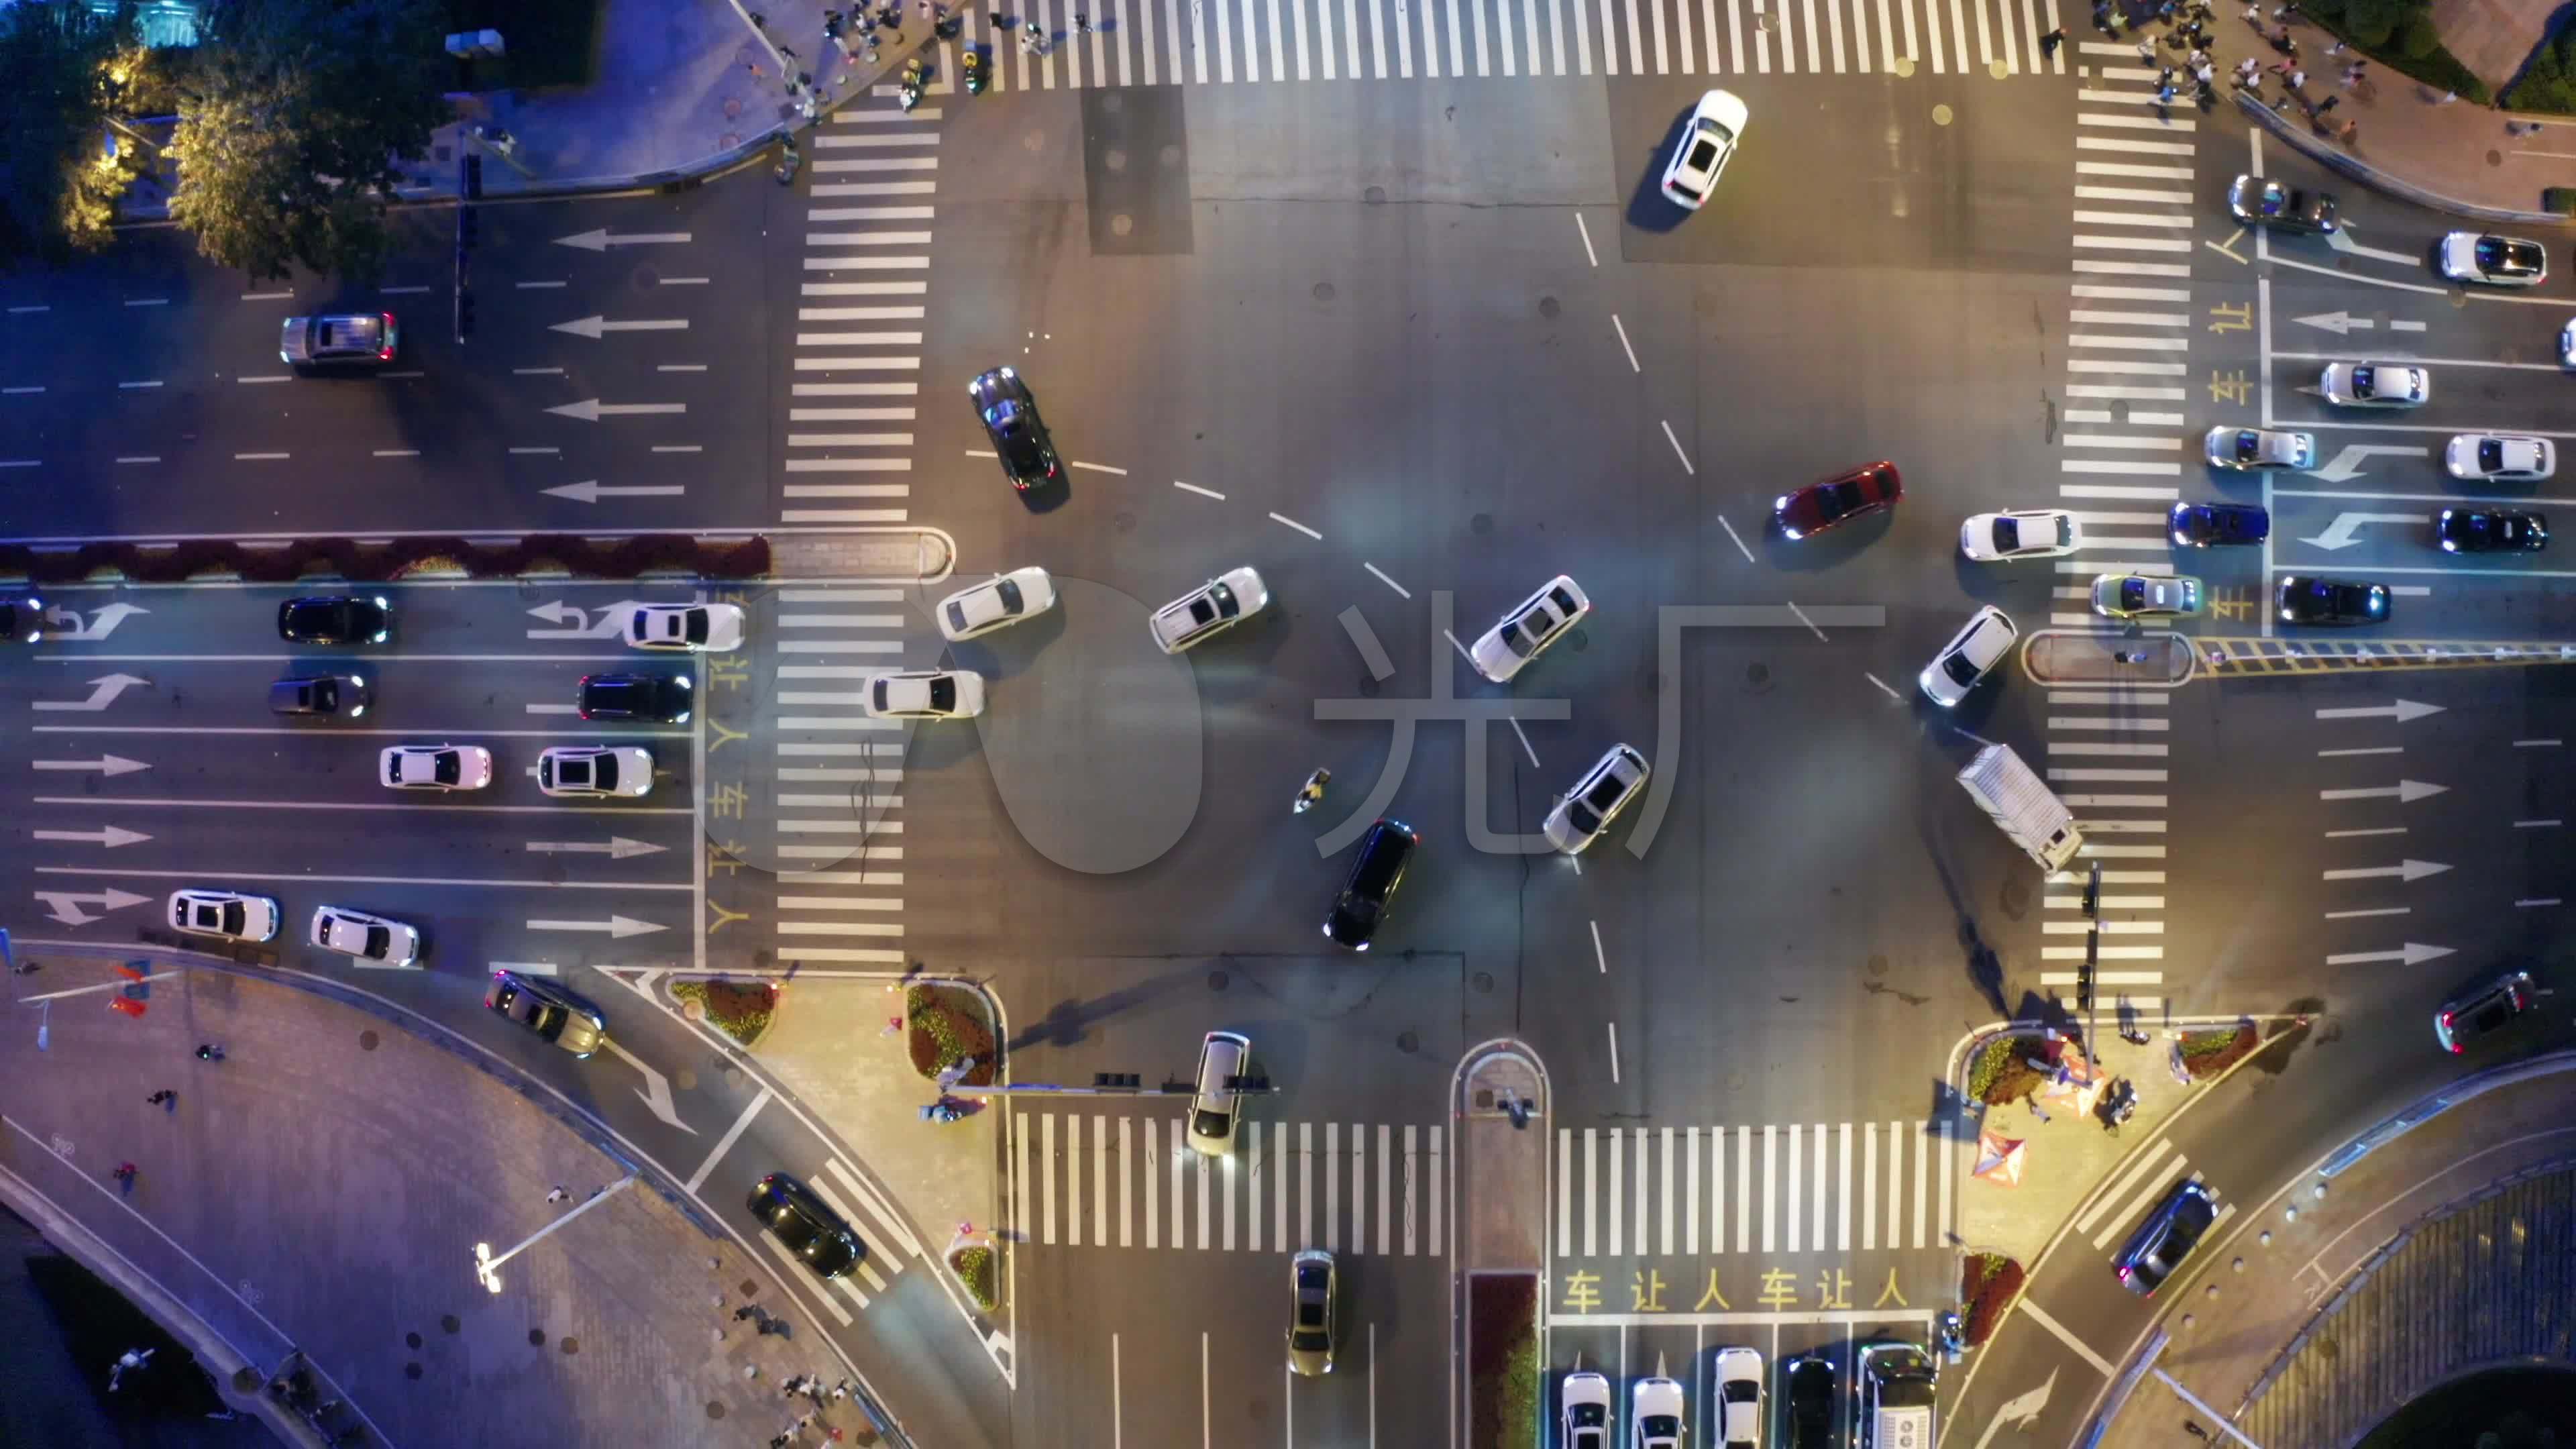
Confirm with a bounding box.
[1623,110,1700,234]
[1006,964,1203,1053]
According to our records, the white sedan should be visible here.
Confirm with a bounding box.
[2561,318,2575,369]
[1470,575,1591,683]
[625,602,746,653]
[2438,231,2546,287]
[866,669,987,719]
[1631,1375,1688,1449]
[936,567,1057,641]
[1960,509,2081,561]
[2203,425,2315,472]
[1150,566,1267,655]
[2320,362,2428,408]
[380,743,495,792]
[1660,89,1748,210]
[169,889,281,943]
[1561,1371,1613,1449]
[1543,744,1650,855]
[1919,605,2017,708]
[537,745,656,798]
[309,906,422,967]
[2445,433,2556,482]
[1715,1346,1765,1449]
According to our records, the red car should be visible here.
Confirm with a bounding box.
[1774,461,1902,539]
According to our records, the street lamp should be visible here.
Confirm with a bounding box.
[472,1174,636,1295]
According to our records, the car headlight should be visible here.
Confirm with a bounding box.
[2171,531,2190,546]
[1780,526,1802,540]
[2280,608,2297,622]
[2440,539,2459,552]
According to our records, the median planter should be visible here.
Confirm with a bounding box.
[673,978,778,1046]
[906,983,998,1085]
[1466,1271,1540,1449]
[1960,1253,2025,1347]
[1966,1034,2050,1106]
[2178,1023,2258,1080]
[947,1243,998,1312]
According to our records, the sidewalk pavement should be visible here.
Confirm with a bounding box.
[0,951,880,1447]
[2088,1053,2576,1449]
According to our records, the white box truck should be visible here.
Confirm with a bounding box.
[1956,744,2084,873]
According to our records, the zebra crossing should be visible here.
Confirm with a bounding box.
[944,0,2070,87]
[764,1154,920,1322]
[1009,1112,1448,1254]
[1554,1122,1954,1260]
[2070,1133,2231,1256]
[765,588,915,967]
[2034,46,2198,1020]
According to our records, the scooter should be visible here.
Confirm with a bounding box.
[899,56,927,111]
[1292,767,1330,816]
[963,49,987,93]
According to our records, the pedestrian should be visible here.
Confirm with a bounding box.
[2241,0,2259,18]
[2186,46,2207,67]
[195,1043,223,1062]
[1073,9,1092,30]
[757,1316,786,1337]
[2273,93,2292,109]
[2272,1,2296,19]
[146,1089,174,1106]
[2194,59,2214,86]
[2137,37,2158,61]
[733,1305,763,1322]
[2340,117,2359,142]
[782,1375,804,1397]
[2040,24,2066,53]
[2288,67,2305,88]
[111,1161,137,1189]
[2267,57,2289,73]
[546,1185,568,1203]
[2324,37,2343,54]
[2438,88,2457,103]
[830,1380,851,1401]
[769,1436,791,1449]
[2316,93,2339,113]
[1020,22,1043,50]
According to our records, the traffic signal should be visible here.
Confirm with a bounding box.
[2078,925,2099,1011]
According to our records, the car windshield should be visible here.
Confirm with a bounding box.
[682,609,709,644]
[993,579,1023,612]
[1686,138,1719,172]
[1566,801,1603,836]
[2479,439,2504,471]
[2351,367,2377,396]
[2053,515,2076,546]
[998,417,1045,470]
[928,677,957,712]
[2231,431,2260,460]
[590,755,619,791]
[363,925,390,957]
[1188,584,1234,626]
[1582,775,1625,810]
[429,751,460,786]
[1644,1417,1684,1437]
[1192,1106,1232,1138]
[945,600,970,633]
[219,902,245,934]
[311,680,337,710]
[2330,584,2373,614]
[1723,1381,1758,1403]
[2121,579,2146,610]
[1990,519,2020,552]
[1817,480,1861,518]
[1569,1406,1608,1428]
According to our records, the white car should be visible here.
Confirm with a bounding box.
[2438,231,2546,287]
[1561,1371,1613,1449]
[1187,1030,1252,1157]
[2091,572,2202,621]
[1959,509,2081,561]
[1543,744,1650,855]
[624,602,746,653]
[2203,425,2316,472]
[380,743,495,792]
[2560,318,2575,369]
[936,568,1057,642]
[2320,362,2428,408]
[1919,605,2016,708]
[1715,1346,1765,1449]
[537,745,656,798]
[309,905,422,967]
[1631,1375,1688,1449]
[2445,433,2556,482]
[1660,89,1748,210]
[866,669,987,719]
[1470,575,1591,683]
[1150,566,1267,655]
[169,889,281,943]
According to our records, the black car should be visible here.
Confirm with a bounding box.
[747,1173,864,1279]
[2113,1178,2216,1295]
[483,969,606,1056]
[2438,508,2547,553]
[1323,818,1419,952]
[2276,576,2388,627]
[3,594,42,644]
[2169,500,2269,548]
[579,672,694,722]
[278,594,390,644]
[269,674,370,718]
[2436,969,2537,1053]
[2226,174,2337,233]
[968,365,1061,491]
[1784,1354,1835,1449]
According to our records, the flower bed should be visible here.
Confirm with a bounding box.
[947,1244,998,1313]
[1960,1252,2026,1346]
[672,978,779,1046]
[0,533,769,586]
[906,983,998,1085]
[1466,1271,1540,1449]
[2178,1023,2259,1080]
[1966,1035,2051,1106]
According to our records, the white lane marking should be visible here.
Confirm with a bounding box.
[1507,716,1540,768]
[1269,511,1322,540]
[2015,1297,2114,1377]
[1661,419,1696,475]
[1071,460,1128,474]
[1864,673,1903,702]
[1364,562,1412,598]
[1590,919,1607,973]
[1576,212,1599,266]
[1717,515,1756,563]
[1611,313,1641,371]
[1784,601,1826,641]
[1173,480,1225,499]
[684,1087,773,1193]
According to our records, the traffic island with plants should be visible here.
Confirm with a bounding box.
[1967,1033,2053,1106]
[947,1242,998,1313]
[1961,1252,2027,1348]
[2177,1022,2259,1080]
[908,983,1000,1086]
[673,977,779,1048]
[1466,1271,1540,1449]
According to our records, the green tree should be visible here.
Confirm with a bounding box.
[0,1,144,268]
[168,0,449,281]
[2338,0,2419,49]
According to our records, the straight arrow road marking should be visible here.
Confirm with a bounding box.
[602,1038,700,1134]
[2325,941,2455,966]
[1973,1370,2061,1449]
[553,229,693,251]
[543,480,686,502]
[527,837,667,859]
[545,398,688,422]
[33,888,150,926]
[488,960,561,976]
[33,674,150,711]
[549,315,690,337]
[2324,228,2422,266]
[527,915,667,938]
[2292,310,2375,335]
[32,755,149,776]
[2299,511,2431,550]
[2322,859,2452,882]
[32,826,151,847]
[2316,700,2443,721]
[2319,780,2447,802]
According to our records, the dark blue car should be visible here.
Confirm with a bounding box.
[2169,500,2269,547]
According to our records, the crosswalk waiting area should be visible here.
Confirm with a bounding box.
[1555,1122,1955,1259]
[2071,1134,2230,1258]
[948,0,2070,88]
[1012,1112,1446,1254]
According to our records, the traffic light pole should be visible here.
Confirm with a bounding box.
[2081,859,2102,1053]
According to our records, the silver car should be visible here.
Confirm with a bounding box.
[1150,566,1267,655]
[536,745,656,798]
[1544,745,1650,855]
[2203,425,2314,471]
[484,969,606,1057]
[280,312,397,366]
[1469,575,1591,683]
[2320,362,2428,408]
[309,906,422,967]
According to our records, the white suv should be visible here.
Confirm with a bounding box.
[1919,606,2016,707]
[1150,567,1267,654]
[537,745,655,798]
[309,906,422,967]
[1660,90,1748,210]
[1186,1031,1252,1156]
[937,568,1057,641]
[169,889,280,943]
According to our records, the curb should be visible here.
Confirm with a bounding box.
[2232,91,2569,227]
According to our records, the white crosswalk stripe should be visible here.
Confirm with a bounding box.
[950,0,2068,82]
[1552,1120,1953,1258]
[1008,1111,1446,1254]
[761,589,915,963]
[2070,1136,2232,1254]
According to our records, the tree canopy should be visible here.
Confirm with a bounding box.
[0,1,143,268]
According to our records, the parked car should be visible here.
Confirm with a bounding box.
[484,969,606,1057]
[2090,572,2202,621]
[2561,317,2575,369]
[624,602,745,653]
[2436,969,2538,1053]
[1469,574,1591,683]
[1150,566,1268,655]
[1287,1250,1336,1375]
[1783,1354,1836,1449]
[2276,576,2389,627]
[2320,362,2428,407]
[309,905,421,967]
[280,312,397,367]
[2438,231,2546,287]
[969,365,1061,490]
[2444,433,2555,482]
[380,743,495,792]
[1776,461,1902,540]
[1919,606,2016,707]
[1187,1030,1253,1157]
[1716,1346,1766,1449]
[1632,1376,1688,1449]
[3,595,42,644]
[1543,744,1650,855]
[2169,500,2269,547]
[745,1173,864,1279]
[1562,1371,1614,1449]
[578,672,693,722]
[537,745,656,798]
[1324,818,1419,952]
[168,889,280,943]
[270,674,370,718]
[1660,89,1749,209]
[937,567,1058,641]
[865,669,987,720]
[2113,1177,2216,1295]
[2226,174,2337,233]
[1960,508,2080,561]
[2202,425,2314,472]
[2438,508,2547,553]
[278,594,390,644]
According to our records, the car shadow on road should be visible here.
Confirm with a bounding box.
[1623,111,1701,235]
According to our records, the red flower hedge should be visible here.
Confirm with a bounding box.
[1961,1253,2026,1347]
[0,533,769,585]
